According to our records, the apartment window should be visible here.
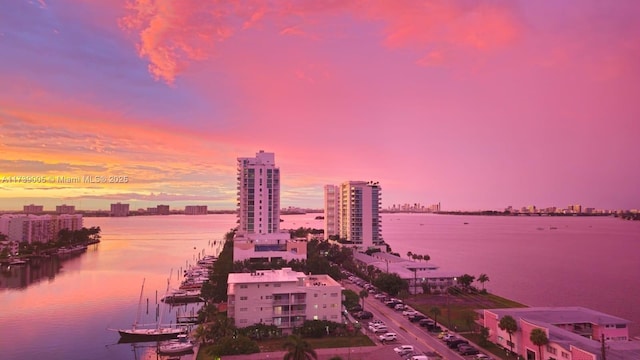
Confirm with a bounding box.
[561,352,569,358]
[547,346,557,355]
[331,304,337,308]
[330,293,338,297]
[265,295,273,299]
[239,319,247,324]
[314,305,318,309]
[314,293,318,297]
[265,284,269,287]
[331,315,338,319]
[323,304,327,308]
[240,284,248,289]
[240,296,248,300]
[274,284,281,287]
[240,308,247,312]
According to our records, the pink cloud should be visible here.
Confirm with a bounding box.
[119,0,522,83]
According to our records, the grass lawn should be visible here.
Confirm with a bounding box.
[196,334,374,360]
[408,292,527,332]
[463,333,521,360]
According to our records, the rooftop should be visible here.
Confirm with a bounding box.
[354,252,460,279]
[488,307,631,326]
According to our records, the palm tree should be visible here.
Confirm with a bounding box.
[429,306,442,327]
[406,251,413,259]
[283,334,317,360]
[477,273,490,291]
[417,254,424,262]
[359,289,369,311]
[498,315,518,355]
[530,328,549,360]
[423,254,430,262]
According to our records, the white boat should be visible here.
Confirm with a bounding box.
[114,278,185,341]
[161,289,204,304]
[158,334,194,354]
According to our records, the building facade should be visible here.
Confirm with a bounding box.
[328,181,382,249]
[23,204,44,214]
[323,185,340,238]
[184,205,208,215]
[0,214,83,243]
[234,151,305,262]
[227,268,342,330]
[110,203,130,217]
[56,204,76,214]
[478,307,640,360]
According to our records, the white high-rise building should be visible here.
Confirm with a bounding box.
[237,150,281,235]
[324,181,383,249]
[234,151,306,262]
[323,185,340,239]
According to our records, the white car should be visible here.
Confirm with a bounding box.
[374,293,386,299]
[393,345,414,356]
[475,355,492,360]
[394,303,406,311]
[402,309,419,317]
[378,332,397,342]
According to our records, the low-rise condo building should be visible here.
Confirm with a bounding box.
[353,251,460,294]
[227,268,342,330]
[478,307,640,360]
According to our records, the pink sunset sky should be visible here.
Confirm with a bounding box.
[1,0,639,211]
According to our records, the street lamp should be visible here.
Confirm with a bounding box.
[446,277,458,330]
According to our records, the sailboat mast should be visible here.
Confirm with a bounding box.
[134,278,145,330]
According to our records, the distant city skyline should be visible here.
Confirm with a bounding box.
[1,1,639,211]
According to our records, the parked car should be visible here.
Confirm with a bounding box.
[475,354,492,360]
[348,304,362,313]
[378,332,397,343]
[374,293,386,299]
[419,318,435,327]
[393,345,415,356]
[437,331,449,339]
[448,339,469,349]
[402,309,418,317]
[459,347,480,355]
[368,319,385,327]
[373,326,389,334]
[354,311,373,319]
[394,303,406,311]
[409,314,427,322]
[428,325,443,333]
[369,323,385,332]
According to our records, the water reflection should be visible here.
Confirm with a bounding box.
[0,249,91,290]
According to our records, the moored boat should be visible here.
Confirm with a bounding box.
[158,334,194,355]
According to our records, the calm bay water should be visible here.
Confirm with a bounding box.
[0,213,638,359]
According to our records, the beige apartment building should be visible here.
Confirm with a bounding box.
[227,268,343,330]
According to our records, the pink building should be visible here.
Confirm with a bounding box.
[478,307,640,360]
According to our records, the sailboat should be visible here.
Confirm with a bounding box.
[114,278,185,342]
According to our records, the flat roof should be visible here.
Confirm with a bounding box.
[488,307,631,326]
[354,252,460,279]
[227,268,341,287]
[228,268,304,284]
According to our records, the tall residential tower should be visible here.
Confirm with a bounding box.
[234,151,306,262]
[324,181,383,250]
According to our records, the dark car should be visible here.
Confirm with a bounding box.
[348,305,362,313]
[410,314,427,323]
[459,346,480,355]
[428,325,443,333]
[354,311,373,319]
[418,318,435,327]
[448,339,469,349]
